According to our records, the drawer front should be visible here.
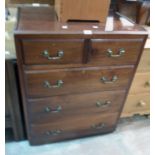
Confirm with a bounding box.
[90,39,143,66]
[137,48,150,72]
[28,90,126,124]
[129,72,150,94]
[29,113,118,144]
[25,67,133,98]
[122,93,150,115]
[22,39,84,65]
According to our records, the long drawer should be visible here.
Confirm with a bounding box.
[29,112,118,145]
[25,66,134,98]
[28,90,126,124]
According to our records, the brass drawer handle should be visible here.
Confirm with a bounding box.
[45,130,62,136]
[96,101,111,108]
[137,100,146,107]
[101,75,118,84]
[91,123,106,129]
[42,50,64,60]
[44,106,62,113]
[107,48,125,58]
[43,80,63,88]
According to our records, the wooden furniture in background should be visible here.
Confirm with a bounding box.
[5,9,26,141]
[117,0,150,25]
[5,60,25,141]
[137,1,150,25]
[14,7,147,145]
[55,0,110,22]
[122,41,150,117]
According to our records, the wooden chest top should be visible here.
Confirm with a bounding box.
[15,7,147,36]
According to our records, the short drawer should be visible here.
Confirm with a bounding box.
[29,112,118,145]
[90,39,143,66]
[25,67,134,98]
[28,90,126,124]
[129,72,150,94]
[122,93,150,116]
[22,39,84,65]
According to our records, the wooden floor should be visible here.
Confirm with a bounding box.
[5,115,150,155]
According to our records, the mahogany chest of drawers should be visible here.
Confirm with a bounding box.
[14,7,147,145]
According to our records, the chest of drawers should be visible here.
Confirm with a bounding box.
[14,7,147,145]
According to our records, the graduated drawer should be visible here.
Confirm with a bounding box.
[122,93,150,117]
[25,66,134,98]
[22,39,84,65]
[90,39,143,66]
[129,72,150,94]
[29,112,118,145]
[28,90,126,124]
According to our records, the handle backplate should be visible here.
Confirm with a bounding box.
[43,80,63,88]
[96,101,111,108]
[101,75,118,84]
[42,50,64,60]
[107,48,125,58]
[91,123,106,129]
[44,105,62,113]
[45,130,62,136]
